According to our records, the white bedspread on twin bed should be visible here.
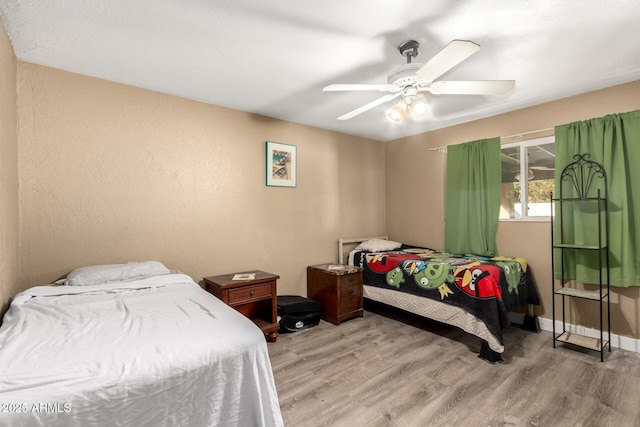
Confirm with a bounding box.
[0,274,284,427]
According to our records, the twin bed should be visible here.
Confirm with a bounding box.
[341,237,540,362]
[0,262,284,427]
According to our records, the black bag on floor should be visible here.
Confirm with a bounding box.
[277,295,321,332]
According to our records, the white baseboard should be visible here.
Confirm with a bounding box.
[509,312,640,354]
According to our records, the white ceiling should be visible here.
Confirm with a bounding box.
[1,0,639,142]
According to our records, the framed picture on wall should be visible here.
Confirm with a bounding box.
[266,141,297,187]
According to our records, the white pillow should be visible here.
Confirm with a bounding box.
[354,238,402,252]
[64,261,170,286]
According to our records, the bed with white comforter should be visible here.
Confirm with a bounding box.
[0,267,283,427]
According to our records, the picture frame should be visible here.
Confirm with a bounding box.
[266,141,297,187]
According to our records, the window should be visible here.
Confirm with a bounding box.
[500,136,555,220]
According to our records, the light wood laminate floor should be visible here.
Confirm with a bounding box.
[267,308,640,427]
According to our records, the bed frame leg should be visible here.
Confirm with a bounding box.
[522,314,541,332]
[478,340,503,364]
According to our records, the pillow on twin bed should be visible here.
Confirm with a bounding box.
[64,261,170,286]
[354,238,402,252]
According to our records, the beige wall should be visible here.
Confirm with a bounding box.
[386,80,640,340]
[16,64,386,297]
[0,21,18,317]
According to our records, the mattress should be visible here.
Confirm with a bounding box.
[363,284,503,352]
[0,273,284,427]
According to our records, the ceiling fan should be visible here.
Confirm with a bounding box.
[323,39,515,123]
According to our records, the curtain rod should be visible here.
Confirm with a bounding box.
[428,127,555,152]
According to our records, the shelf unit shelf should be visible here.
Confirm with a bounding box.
[554,287,606,300]
[556,332,608,352]
[552,243,607,250]
[551,153,611,362]
[552,197,608,203]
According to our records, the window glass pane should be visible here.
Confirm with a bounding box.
[500,139,555,220]
[500,145,521,219]
[526,143,555,217]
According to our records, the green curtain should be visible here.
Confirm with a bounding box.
[444,137,501,256]
[554,109,640,287]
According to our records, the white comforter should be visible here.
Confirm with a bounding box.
[0,274,283,427]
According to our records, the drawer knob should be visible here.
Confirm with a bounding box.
[250,290,255,296]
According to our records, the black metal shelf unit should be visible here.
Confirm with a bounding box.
[551,153,611,361]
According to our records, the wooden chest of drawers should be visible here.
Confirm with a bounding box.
[307,264,363,325]
[203,270,279,342]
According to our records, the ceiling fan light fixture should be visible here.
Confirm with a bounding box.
[409,93,431,120]
[387,101,406,123]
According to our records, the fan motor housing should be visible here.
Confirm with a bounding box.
[387,63,425,86]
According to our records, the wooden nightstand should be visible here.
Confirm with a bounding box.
[203,270,280,342]
[307,264,363,325]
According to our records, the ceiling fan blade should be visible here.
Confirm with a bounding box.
[416,40,480,82]
[337,93,400,120]
[428,80,515,95]
[323,83,395,92]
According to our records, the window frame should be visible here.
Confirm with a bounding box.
[500,135,555,222]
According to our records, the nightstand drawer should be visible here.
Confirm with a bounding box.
[340,283,362,313]
[339,274,360,288]
[229,283,272,305]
